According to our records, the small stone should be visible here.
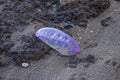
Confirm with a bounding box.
[111,61,117,66]
[78,21,87,28]
[38,9,41,12]
[90,30,94,33]
[101,17,112,26]
[64,25,73,29]
[79,37,82,40]
[21,62,29,68]
[85,54,95,63]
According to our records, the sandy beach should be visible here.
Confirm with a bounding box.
[0,0,120,80]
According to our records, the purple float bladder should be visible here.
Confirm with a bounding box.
[35,27,80,56]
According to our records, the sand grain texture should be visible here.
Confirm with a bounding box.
[0,0,120,80]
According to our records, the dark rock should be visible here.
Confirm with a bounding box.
[85,54,95,63]
[78,21,87,28]
[64,25,73,29]
[65,56,79,68]
[78,54,96,63]
[101,17,112,26]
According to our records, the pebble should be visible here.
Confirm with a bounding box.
[21,62,29,68]
[64,24,73,29]
[85,55,95,63]
[90,30,94,33]
[79,37,82,40]
[78,21,87,28]
[101,17,112,26]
